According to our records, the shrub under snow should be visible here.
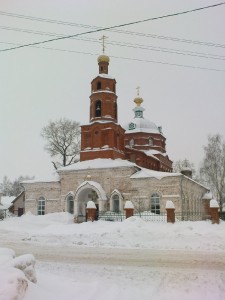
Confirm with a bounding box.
[0,247,37,300]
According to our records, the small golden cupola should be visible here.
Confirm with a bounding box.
[98,35,110,74]
[133,86,144,118]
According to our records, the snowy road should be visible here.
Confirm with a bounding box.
[1,238,225,271]
[2,238,225,300]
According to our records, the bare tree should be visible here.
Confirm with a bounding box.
[200,134,225,213]
[41,118,80,169]
[173,159,194,172]
[0,176,12,196]
[173,159,197,178]
[0,175,34,196]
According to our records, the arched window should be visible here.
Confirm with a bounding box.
[37,196,45,215]
[149,137,153,146]
[97,81,101,90]
[129,138,134,147]
[151,193,160,215]
[67,195,74,214]
[114,102,117,120]
[95,100,101,117]
[112,194,119,212]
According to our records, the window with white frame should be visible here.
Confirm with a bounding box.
[151,193,160,215]
[67,195,74,214]
[37,197,45,215]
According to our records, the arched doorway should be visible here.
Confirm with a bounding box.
[74,181,107,222]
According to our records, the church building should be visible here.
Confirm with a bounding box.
[22,53,210,221]
[80,53,172,172]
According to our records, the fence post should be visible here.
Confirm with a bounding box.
[210,199,220,224]
[86,201,96,222]
[124,201,134,219]
[166,200,175,223]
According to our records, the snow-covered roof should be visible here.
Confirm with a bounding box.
[124,117,160,134]
[58,158,138,172]
[86,201,96,209]
[166,200,175,209]
[95,73,115,80]
[92,90,115,95]
[0,196,15,209]
[144,149,168,157]
[124,201,134,209]
[82,120,118,126]
[130,168,180,180]
[210,199,219,208]
[22,172,60,184]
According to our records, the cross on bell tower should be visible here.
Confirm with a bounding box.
[99,35,108,54]
[136,86,140,96]
[97,35,110,74]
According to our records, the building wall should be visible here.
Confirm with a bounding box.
[23,168,208,218]
[180,176,208,215]
[59,166,138,212]
[12,192,25,216]
[128,176,182,213]
[23,181,61,215]
[59,169,185,214]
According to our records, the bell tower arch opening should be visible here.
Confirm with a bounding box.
[95,100,102,117]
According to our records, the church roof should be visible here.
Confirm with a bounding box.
[130,168,180,180]
[124,94,161,134]
[57,158,138,172]
[124,117,160,134]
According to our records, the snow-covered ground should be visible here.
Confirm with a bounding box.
[1,212,225,300]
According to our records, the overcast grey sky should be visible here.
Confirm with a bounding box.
[1,0,225,180]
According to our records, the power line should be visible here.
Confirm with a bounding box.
[0,6,225,49]
[110,29,225,49]
[1,41,224,72]
[1,2,225,53]
[1,25,225,61]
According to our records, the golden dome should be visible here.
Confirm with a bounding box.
[134,96,143,107]
[98,54,110,63]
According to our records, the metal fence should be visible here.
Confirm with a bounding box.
[220,212,225,221]
[98,211,126,221]
[97,210,211,222]
[175,212,211,222]
[134,212,167,222]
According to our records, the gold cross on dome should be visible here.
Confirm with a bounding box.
[99,35,108,54]
[136,86,140,96]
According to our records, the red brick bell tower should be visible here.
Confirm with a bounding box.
[80,53,125,161]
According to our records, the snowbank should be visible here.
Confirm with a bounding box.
[0,248,37,300]
[0,212,224,251]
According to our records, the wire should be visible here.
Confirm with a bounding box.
[0,5,225,49]
[1,2,225,53]
[0,5,225,48]
[1,41,225,72]
[109,29,225,49]
[1,25,225,60]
